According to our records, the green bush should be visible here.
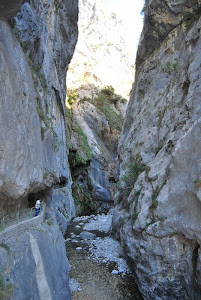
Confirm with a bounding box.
[162,59,181,74]
[150,181,167,210]
[117,161,147,198]
[101,85,115,96]
[100,86,127,105]
[66,89,78,106]
[93,94,123,131]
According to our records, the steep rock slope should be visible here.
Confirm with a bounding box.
[0,0,78,231]
[67,0,134,99]
[113,0,201,299]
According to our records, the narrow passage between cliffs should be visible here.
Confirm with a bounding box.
[65,211,142,300]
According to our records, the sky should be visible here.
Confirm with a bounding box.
[106,0,144,55]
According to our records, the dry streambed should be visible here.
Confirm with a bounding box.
[65,212,142,300]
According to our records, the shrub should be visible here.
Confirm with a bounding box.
[194,179,201,189]
[101,85,115,96]
[117,161,147,198]
[100,86,127,105]
[150,181,167,210]
[162,59,181,74]
[93,94,123,131]
[66,89,78,106]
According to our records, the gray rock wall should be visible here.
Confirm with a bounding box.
[0,215,71,300]
[113,0,201,298]
[0,0,78,228]
[71,98,122,213]
[0,1,78,298]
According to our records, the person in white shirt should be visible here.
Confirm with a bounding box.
[35,200,40,216]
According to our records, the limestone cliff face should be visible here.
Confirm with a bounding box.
[0,0,78,298]
[70,93,124,214]
[67,0,134,100]
[113,0,201,298]
[0,214,70,299]
[0,0,78,231]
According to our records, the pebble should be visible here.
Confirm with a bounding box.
[75,225,81,228]
[111,270,119,275]
[69,278,81,292]
[80,231,96,240]
[76,247,83,250]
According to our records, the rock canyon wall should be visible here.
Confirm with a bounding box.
[0,0,78,298]
[0,0,78,231]
[113,0,201,299]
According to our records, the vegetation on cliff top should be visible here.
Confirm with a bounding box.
[77,85,125,132]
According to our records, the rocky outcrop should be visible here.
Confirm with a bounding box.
[113,0,201,298]
[136,0,200,70]
[0,213,71,299]
[70,93,124,214]
[0,0,78,230]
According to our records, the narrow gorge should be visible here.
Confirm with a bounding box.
[1,0,201,299]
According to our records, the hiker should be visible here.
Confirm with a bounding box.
[35,200,40,216]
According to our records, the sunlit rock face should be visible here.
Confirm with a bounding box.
[113,0,201,298]
[0,0,78,230]
[67,0,134,100]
